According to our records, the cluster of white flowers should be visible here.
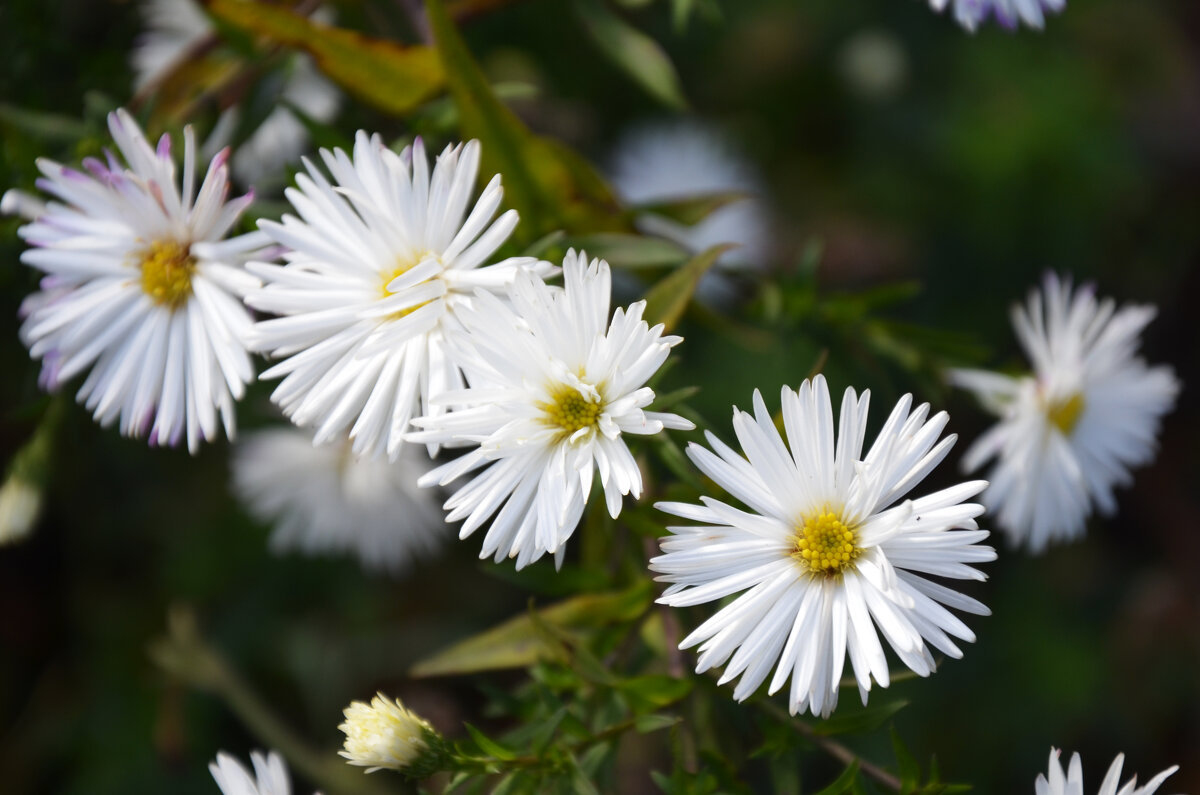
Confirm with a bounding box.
[3,110,694,573]
[1,0,1187,779]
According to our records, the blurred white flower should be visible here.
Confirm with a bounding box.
[1036,748,1179,795]
[5,109,264,452]
[246,134,552,461]
[651,376,995,717]
[952,274,1179,553]
[609,120,770,291]
[231,427,444,574]
[928,0,1066,32]
[210,749,309,795]
[339,693,438,774]
[131,0,340,186]
[410,251,693,569]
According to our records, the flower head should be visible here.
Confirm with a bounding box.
[928,0,1065,32]
[231,426,445,574]
[209,749,304,795]
[6,109,264,452]
[245,134,553,460]
[651,376,995,717]
[339,693,439,775]
[952,274,1179,553]
[1036,748,1179,795]
[410,250,694,569]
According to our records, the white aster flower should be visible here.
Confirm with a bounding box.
[1036,748,1179,795]
[651,376,995,717]
[951,274,1179,553]
[210,749,311,795]
[928,0,1065,32]
[131,0,341,186]
[410,250,694,569]
[245,133,553,461]
[609,120,771,276]
[339,693,440,775]
[6,109,264,452]
[231,426,444,574]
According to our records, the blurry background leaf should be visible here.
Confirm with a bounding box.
[564,233,690,270]
[410,581,652,677]
[206,0,444,116]
[572,0,689,111]
[643,244,732,330]
[426,0,625,241]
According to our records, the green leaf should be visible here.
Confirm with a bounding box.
[891,727,921,793]
[812,699,909,737]
[410,581,653,677]
[206,0,444,115]
[643,244,734,331]
[634,713,681,734]
[426,0,622,240]
[565,233,690,270]
[572,0,688,110]
[0,104,92,142]
[812,762,860,795]
[618,675,693,713]
[634,191,751,227]
[464,722,517,761]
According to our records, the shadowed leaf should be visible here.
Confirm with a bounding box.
[207,0,444,115]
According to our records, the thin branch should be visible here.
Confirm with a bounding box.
[755,699,902,792]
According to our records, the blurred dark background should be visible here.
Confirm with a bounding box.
[1,0,1198,792]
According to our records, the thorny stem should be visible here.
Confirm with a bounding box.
[756,700,902,791]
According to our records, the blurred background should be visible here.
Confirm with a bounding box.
[1,0,1198,792]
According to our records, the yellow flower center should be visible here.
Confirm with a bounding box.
[539,385,603,436]
[139,240,196,309]
[379,253,437,321]
[1047,392,1085,435]
[793,510,861,576]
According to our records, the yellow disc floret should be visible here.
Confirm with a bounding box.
[793,510,861,576]
[379,254,436,321]
[139,240,196,309]
[539,384,603,436]
[1047,392,1086,435]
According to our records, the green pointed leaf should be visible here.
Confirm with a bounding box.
[812,699,909,736]
[618,675,693,713]
[464,722,517,760]
[634,713,681,734]
[572,0,688,110]
[891,727,921,792]
[812,762,860,795]
[634,191,750,227]
[207,0,444,115]
[565,233,690,270]
[0,104,92,142]
[409,581,652,677]
[643,244,733,331]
